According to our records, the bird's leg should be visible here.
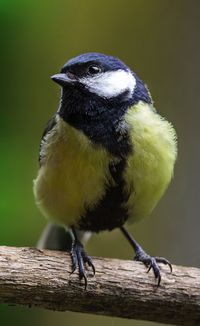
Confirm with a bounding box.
[120,225,172,286]
[70,227,95,289]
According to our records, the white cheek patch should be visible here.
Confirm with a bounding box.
[80,70,136,99]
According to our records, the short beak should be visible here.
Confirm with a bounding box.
[51,73,75,86]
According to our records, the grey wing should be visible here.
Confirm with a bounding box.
[39,114,57,166]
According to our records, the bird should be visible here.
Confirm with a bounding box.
[33,52,177,289]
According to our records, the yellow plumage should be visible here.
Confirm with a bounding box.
[33,102,177,227]
[124,102,177,221]
[34,116,113,226]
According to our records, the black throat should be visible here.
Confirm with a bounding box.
[58,86,132,157]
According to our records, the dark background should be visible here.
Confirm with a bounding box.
[0,0,200,325]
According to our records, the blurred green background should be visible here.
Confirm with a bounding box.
[0,0,200,325]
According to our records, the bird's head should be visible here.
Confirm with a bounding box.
[51,52,152,112]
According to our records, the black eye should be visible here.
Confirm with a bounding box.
[88,65,101,75]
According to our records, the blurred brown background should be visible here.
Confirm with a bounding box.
[0,0,200,325]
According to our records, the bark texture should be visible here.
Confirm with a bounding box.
[0,246,199,325]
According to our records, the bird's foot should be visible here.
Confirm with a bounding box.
[70,240,95,289]
[134,247,172,286]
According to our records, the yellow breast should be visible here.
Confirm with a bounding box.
[124,102,177,222]
[33,117,113,226]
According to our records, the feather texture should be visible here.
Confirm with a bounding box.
[33,102,177,230]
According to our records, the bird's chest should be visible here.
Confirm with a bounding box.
[123,103,177,221]
[34,120,113,226]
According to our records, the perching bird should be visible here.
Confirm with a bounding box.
[34,52,177,288]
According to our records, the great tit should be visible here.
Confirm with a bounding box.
[34,52,177,288]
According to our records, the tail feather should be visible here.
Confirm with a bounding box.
[37,223,73,251]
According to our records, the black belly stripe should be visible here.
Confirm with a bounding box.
[59,92,134,232]
[76,159,129,232]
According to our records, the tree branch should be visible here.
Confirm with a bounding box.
[0,246,199,325]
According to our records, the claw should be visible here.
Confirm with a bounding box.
[70,241,95,289]
[154,256,173,273]
[83,255,96,276]
[70,251,78,275]
[70,264,77,275]
[120,226,172,287]
[134,249,172,286]
[157,274,161,287]
[89,262,96,276]
[147,261,153,273]
[79,269,88,290]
